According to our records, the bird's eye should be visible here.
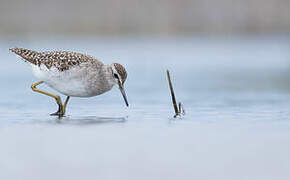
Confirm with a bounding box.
[114,73,119,79]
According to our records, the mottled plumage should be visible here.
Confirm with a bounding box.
[10,47,97,71]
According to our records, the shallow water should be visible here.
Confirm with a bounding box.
[1,36,290,179]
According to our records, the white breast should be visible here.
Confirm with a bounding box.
[31,64,110,97]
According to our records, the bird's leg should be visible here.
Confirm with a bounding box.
[31,81,64,117]
[62,96,70,115]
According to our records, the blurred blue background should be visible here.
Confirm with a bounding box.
[1,0,289,93]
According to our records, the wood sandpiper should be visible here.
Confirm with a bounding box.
[10,47,129,117]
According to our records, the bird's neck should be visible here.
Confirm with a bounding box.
[104,65,116,87]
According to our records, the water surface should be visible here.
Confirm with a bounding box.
[0,37,290,180]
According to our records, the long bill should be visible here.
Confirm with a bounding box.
[118,81,129,107]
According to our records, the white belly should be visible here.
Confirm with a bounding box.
[31,65,111,97]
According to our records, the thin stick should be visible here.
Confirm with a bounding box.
[167,70,179,116]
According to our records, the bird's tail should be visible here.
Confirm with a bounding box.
[9,47,41,65]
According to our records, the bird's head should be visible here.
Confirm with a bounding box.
[110,63,128,107]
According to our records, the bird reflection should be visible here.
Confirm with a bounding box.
[55,116,127,125]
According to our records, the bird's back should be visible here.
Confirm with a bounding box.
[10,48,103,71]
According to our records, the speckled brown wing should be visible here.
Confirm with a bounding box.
[10,48,96,71]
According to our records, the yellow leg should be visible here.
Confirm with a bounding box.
[62,96,70,115]
[31,81,64,117]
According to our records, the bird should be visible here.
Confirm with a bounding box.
[10,47,129,117]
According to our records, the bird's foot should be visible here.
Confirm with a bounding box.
[50,102,66,117]
[50,110,64,117]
